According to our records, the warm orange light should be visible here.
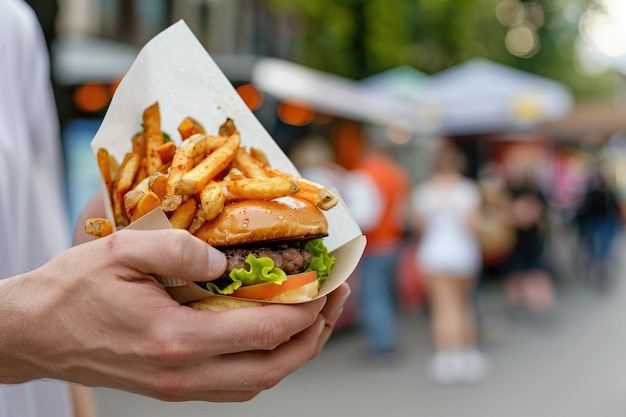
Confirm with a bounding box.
[73,83,111,113]
[236,84,264,111]
[277,101,314,126]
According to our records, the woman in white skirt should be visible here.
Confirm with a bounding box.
[410,141,488,385]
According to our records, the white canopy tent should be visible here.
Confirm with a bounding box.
[424,58,574,135]
[251,58,441,135]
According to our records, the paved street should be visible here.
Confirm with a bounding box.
[93,232,626,417]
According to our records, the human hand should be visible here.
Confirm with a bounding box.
[0,229,350,402]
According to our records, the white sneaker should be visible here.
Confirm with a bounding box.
[428,351,465,385]
[459,349,490,383]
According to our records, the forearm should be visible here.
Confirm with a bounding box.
[71,384,98,417]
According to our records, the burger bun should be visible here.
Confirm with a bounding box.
[193,197,328,247]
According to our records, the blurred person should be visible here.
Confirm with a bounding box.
[349,135,410,361]
[0,0,350,415]
[501,168,555,319]
[574,162,623,288]
[410,140,487,384]
[289,134,379,330]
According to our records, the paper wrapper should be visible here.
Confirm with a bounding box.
[90,20,366,305]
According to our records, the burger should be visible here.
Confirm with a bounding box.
[187,196,336,310]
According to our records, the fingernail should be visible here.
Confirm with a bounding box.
[318,318,326,335]
[339,290,351,310]
[207,246,227,275]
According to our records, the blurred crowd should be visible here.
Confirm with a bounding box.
[289,122,626,386]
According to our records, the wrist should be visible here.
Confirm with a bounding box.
[0,269,62,383]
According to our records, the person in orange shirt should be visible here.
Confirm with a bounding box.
[350,139,411,360]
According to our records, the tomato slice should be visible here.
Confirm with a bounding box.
[231,271,318,300]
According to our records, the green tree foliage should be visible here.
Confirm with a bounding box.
[264,0,613,98]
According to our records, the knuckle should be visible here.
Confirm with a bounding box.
[253,317,286,349]
[158,231,196,269]
[147,332,191,367]
[255,366,283,391]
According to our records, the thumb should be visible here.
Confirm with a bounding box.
[111,229,227,281]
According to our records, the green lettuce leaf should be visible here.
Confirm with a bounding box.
[201,255,286,295]
[200,239,335,295]
[304,238,336,283]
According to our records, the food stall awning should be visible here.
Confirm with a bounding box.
[425,58,574,135]
[251,58,441,135]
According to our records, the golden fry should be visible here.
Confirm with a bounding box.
[131,132,146,159]
[133,164,148,189]
[293,178,338,210]
[163,134,205,211]
[176,132,240,195]
[169,198,198,229]
[143,101,164,175]
[264,166,338,210]
[112,152,141,227]
[220,176,298,202]
[232,147,269,179]
[96,147,113,199]
[108,154,120,179]
[156,141,176,164]
[219,118,236,136]
[199,181,226,221]
[84,217,113,239]
[178,117,205,140]
[250,147,269,166]
[149,172,168,201]
[128,191,161,223]
[222,167,246,181]
[187,205,207,234]
[115,152,141,197]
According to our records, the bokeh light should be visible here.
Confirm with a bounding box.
[73,82,111,113]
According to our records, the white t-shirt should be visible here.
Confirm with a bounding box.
[411,177,482,277]
[0,1,73,416]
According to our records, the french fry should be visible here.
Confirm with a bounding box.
[263,166,338,210]
[96,147,113,199]
[220,176,298,201]
[219,118,236,136]
[128,190,161,223]
[199,181,226,221]
[178,116,205,140]
[223,167,247,181]
[187,206,207,234]
[162,134,207,211]
[133,164,148,188]
[131,132,146,159]
[112,152,141,226]
[84,217,113,239]
[149,172,168,201]
[176,132,240,195]
[250,147,269,166]
[143,102,164,175]
[169,198,198,229]
[115,152,141,198]
[156,141,176,164]
[232,147,269,178]
[293,178,338,210]
[108,154,120,179]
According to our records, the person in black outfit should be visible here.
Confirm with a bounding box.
[501,172,555,318]
[574,164,623,287]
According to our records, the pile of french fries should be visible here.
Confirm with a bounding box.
[86,102,338,238]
